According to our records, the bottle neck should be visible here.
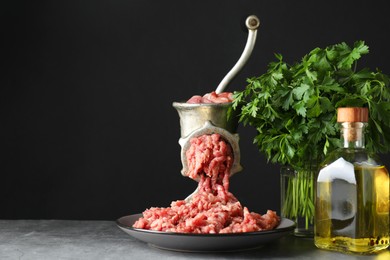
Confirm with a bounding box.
[340,122,366,148]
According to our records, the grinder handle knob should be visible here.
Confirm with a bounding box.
[246,15,260,30]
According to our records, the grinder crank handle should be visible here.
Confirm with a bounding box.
[215,15,260,94]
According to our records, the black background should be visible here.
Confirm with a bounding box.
[2,0,390,220]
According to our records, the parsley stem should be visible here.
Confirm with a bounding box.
[281,166,315,233]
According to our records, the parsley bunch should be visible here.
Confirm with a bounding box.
[232,41,390,170]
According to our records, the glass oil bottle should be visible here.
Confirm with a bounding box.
[314,107,389,254]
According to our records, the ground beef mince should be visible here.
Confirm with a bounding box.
[133,134,280,233]
[186,91,233,104]
[185,134,232,191]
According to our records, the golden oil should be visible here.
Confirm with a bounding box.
[314,107,390,254]
[315,163,389,253]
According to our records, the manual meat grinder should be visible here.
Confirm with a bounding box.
[172,15,260,199]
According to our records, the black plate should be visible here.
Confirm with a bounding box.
[117,213,295,252]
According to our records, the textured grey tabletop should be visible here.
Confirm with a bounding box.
[0,219,388,260]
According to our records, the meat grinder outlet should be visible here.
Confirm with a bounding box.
[172,102,243,179]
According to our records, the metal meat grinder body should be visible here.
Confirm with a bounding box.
[172,102,243,180]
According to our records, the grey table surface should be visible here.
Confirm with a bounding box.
[0,219,389,260]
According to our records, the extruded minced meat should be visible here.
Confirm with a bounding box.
[133,134,280,233]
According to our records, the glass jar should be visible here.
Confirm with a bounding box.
[281,163,317,237]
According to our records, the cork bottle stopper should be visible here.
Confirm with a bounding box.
[337,107,369,123]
